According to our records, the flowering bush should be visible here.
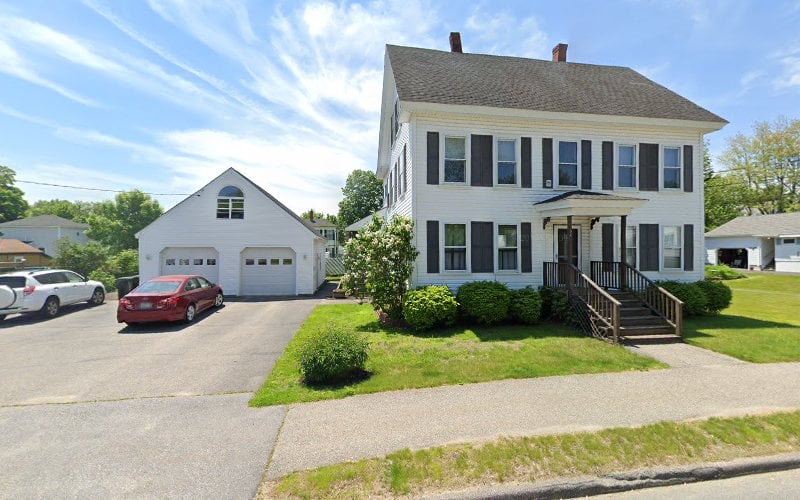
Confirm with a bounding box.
[342,215,419,322]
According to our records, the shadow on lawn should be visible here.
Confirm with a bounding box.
[683,314,799,339]
[355,318,579,342]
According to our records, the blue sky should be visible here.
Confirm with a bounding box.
[1,0,799,215]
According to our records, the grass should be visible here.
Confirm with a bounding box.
[249,304,664,406]
[261,410,800,499]
[684,273,800,362]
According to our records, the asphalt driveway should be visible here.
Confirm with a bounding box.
[0,296,319,499]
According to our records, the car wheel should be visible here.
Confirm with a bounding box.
[184,303,196,323]
[89,287,105,306]
[41,297,60,318]
[214,293,224,307]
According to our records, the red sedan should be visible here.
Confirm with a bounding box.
[117,275,224,325]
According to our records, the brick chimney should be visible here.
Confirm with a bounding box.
[552,43,568,62]
[449,32,463,53]
[309,209,315,222]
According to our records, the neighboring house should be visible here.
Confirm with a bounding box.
[306,213,340,257]
[374,34,727,341]
[0,239,52,271]
[705,212,800,272]
[344,207,387,238]
[0,215,89,257]
[137,168,326,295]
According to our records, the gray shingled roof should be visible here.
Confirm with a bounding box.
[535,190,645,205]
[387,45,726,123]
[706,213,800,238]
[345,208,387,232]
[0,214,88,229]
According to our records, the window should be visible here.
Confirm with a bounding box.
[197,277,211,288]
[206,258,216,265]
[184,278,200,291]
[558,141,578,187]
[663,147,681,189]
[166,259,176,266]
[258,258,268,265]
[444,136,466,182]
[283,258,293,265]
[193,259,203,265]
[444,224,466,271]
[270,258,280,265]
[217,186,244,219]
[497,139,516,184]
[663,226,682,269]
[65,271,85,283]
[625,226,637,268]
[245,259,255,265]
[179,259,190,265]
[401,145,407,193]
[784,238,796,245]
[497,225,518,271]
[618,145,636,188]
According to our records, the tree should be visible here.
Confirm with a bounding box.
[87,190,163,253]
[28,199,100,223]
[53,239,110,278]
[337,170,383,231]
[704,138,746,231]
[300,210,337,225]
[0,165,29,223]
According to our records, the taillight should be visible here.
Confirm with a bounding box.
[119,297,132,309]
[157,297,180,310]
[23,285,35,296]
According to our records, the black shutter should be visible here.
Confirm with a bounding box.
[581,140,592,190]
[639,224,659,271]
[521,137,532,188]
[602,141,614,190]
[427,132,439,185]
[542,138,553,188]
[471,221,493,273]
[683,145,694,193]
[602,223,614,262]
[521,222,532,273]
[471,135,493,187]
[684,224,694,271]
[427,221,439,273]
[639,143,659,191]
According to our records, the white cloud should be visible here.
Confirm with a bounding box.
[464,7,549,59]
[775,55,800,89]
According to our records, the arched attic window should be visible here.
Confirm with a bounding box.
[217,186,244,219]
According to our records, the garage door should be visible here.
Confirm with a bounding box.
[160,247,219,284]
[240,247,296,295]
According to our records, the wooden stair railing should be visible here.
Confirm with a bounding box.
[543,262,621,343]
[589,261,683,337]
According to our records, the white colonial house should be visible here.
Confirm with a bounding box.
[0,215,89,257]
[375,34,727,342]
[137,168,326,295]
[706,212,800,273]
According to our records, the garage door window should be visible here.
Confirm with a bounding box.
[166,259,175,266]
[217,186,245,219]
[283,258,293,265]
[179,258,190,265]
[206,259,216,265]
[245,259,255,265]
[270,258,280,265]
[193,258,203,265]
[258,258,267,265]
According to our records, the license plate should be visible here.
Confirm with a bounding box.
[139,302,153,310]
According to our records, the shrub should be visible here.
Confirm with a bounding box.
[695,279,733,314]
[509,286,542,324]
[456,281,511,325]
[539,286,576,325]
[658,280,707,317]
[298,324,369,385]
[403,285,458,331]
[705,264,746,281]
[88,269,116,292]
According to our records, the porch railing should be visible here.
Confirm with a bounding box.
[543,262,621,343]
[589,261,683,336]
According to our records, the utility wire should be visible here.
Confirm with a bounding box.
[17,179,189,196]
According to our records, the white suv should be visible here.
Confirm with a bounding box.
[0,269,106,321]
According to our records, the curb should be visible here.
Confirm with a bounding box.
[424,452,800,499]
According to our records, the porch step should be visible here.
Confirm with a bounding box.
[621,334,682,344]
[620,315,670,327]
[619,325,676,336]
[620,306,653,317]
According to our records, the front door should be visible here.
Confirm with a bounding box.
[556,228,579,285]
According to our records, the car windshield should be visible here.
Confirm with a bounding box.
[134,280,183,294]
[0,276,26,288]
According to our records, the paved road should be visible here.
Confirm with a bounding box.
[0,296,318,499]
[595,467,800,499]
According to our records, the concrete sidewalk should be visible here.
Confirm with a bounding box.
[266,359,800,479]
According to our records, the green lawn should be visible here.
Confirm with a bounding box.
[250,304,663,406]
[263,410,800,499]
[684,273,800,362]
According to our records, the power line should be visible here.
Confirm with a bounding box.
[17,179,189,196]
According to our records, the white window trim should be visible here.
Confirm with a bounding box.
[553,224,581,266]
[555,139,581,190]
[441,133,469,185]
[661,225,683,271]
[216,185,245,219]
[624,225,638,269]
[661,145,682,191]
[494,137,520,187]
[441,221,470,273]
[616,144,638,190]
[496,222,520,273]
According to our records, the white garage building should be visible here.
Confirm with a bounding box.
[137,168,326,295]
[705,212,800,273]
